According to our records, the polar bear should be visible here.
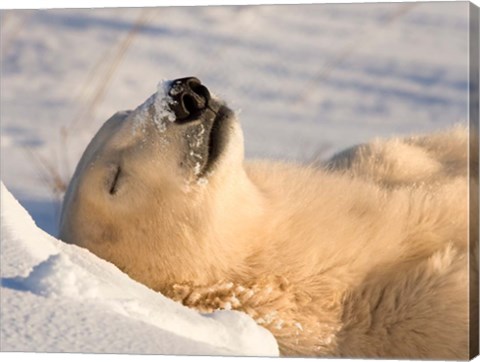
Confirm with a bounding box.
[59,77,476,359]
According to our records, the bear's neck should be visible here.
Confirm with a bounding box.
[202,164,269,279]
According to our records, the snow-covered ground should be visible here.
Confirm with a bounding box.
[0,1,471,355]
[1,182,279,355]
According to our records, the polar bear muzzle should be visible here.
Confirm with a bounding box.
[168,77,234,178]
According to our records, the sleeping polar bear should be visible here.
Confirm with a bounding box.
[59,77,477,359]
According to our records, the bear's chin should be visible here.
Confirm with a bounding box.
[182,104,235,179]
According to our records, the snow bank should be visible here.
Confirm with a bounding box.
[0,182,279,356]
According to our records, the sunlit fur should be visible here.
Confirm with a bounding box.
[60,103,475,359]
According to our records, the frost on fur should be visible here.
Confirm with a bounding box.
[131,80,177,134]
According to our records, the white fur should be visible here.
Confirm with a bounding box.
[60,101,476,359]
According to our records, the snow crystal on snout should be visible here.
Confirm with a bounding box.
[194,162,202,176]
[168,81,184,96]
[131,80,177,134]
[154,80,177,124]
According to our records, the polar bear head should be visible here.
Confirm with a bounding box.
[59,77,262,290]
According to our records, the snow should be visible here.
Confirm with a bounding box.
[151,80,177,125]
[0,182,279,355]
[131,80,176,134]
[0,1,471,355]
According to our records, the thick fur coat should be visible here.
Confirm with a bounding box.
[166,126,475,359]
[60,81,476,359]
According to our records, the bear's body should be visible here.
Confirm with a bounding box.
[60,78,475,359]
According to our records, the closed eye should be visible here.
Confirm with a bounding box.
[109,166,121,195]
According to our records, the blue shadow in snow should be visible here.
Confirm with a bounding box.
[17,197,61,238]
[0,276,29,293]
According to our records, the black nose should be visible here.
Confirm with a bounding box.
[169,77,211,122]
